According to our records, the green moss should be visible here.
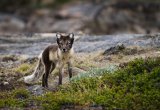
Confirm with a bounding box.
[0,98,26,108]
[0,57,160,109]
[41,57,159,109]
[14,63,32,74]
[0,88,30,108]
[12,88,30,99]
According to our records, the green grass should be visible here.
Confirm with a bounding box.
[13,62,36,75]
[14,63,31,73]
[35,57,160,109]
[0,57,160,109]
[0,88,30,108]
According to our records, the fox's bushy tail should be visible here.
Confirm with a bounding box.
[24,57,44,84]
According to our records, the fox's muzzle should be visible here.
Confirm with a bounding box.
[62,48,67,52]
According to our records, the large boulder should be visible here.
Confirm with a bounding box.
[0,14,25,32]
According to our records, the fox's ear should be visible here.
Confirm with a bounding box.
[69,33,74,39]
[56,33,61,39]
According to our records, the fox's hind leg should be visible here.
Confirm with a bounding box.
[42,62,56,87]
[50,63,56,74]
[42,63,51,87]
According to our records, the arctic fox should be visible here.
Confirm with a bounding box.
[24,33,74,87]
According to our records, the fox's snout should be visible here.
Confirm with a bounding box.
[62,48,67,52]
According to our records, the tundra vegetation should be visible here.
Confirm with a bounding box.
[0,56,160,109]
[0,0,160,109]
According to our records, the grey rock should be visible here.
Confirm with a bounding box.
[103,43,125,55]
[0,33,160,56]
[3,81,9,85]
[50,19,83,33]
[0,14,25,32]
[27,85,44,96]
[27,16,55,32]
[56,3,101,19]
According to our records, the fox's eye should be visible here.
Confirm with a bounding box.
[58,43,62,46]
[68,41,71,45]
[59,41,63,45]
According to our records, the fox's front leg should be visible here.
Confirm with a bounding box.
[58,63,64,85]
[67,61,72,78]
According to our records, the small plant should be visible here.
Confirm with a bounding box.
[72,65,117,81]
[14,63,32,74]
[0,88,30,108]
[12,88,30,99]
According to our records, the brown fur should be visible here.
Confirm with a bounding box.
[41,33,74,87]
[24,33,74,87]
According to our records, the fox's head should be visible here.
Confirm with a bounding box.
[56,33,74,53]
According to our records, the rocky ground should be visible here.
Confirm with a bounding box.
[0,33,160,109]
[0,33,160,94]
